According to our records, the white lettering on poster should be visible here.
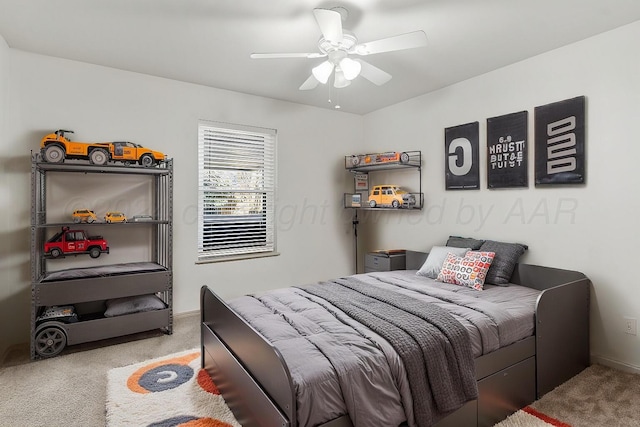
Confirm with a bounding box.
[546,116,576,174]
[448,137,472,176]
[489,136,525,169]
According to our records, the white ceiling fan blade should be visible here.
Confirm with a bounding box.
[356,59,392,86]
[250,52,325,59]
[313,8,343,43]
[299,74,320,90]
[351,30,428,56]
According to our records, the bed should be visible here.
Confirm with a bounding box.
[200,249,590,427]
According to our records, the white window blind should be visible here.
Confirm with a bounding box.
[198,122,276,261]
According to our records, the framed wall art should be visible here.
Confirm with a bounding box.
[444,121,480,190]
[535,96,586,185]
[486,111,528,188]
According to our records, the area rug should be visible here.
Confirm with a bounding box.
[496,406,571,426]
[106,349,241,427]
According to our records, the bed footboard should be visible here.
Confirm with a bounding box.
[200,286,296,427]
[512,263,591,397]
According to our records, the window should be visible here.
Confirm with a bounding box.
[197,121,276,261]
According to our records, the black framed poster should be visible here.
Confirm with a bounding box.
[487,111,528,188]
[444,122,479,190]
[535,96,586,185]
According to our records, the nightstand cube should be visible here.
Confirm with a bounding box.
[365,252,406,273]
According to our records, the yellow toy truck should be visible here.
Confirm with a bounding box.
[40,130,166,167]
[368,184,416,208]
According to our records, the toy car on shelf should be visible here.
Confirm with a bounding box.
[349,151,410,168]
[131,214,153,222]
[44,226,109,259]
[72,209,98,223]
[104,211,127,223]
[40,129,167,167]
[368,185,416,208]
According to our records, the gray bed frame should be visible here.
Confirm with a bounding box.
[200,251,590,427]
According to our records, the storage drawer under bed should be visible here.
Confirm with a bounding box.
[435,355,536,427]
[478,356,536,426]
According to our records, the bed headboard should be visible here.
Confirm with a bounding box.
[406,250,429,270]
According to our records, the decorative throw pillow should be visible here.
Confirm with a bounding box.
[479,240,528,285]
[416,246,471,279]
[436,251,495,290]
[446,235,485,250]
[104,294,166,317]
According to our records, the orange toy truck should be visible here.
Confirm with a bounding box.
[40,130,166,167]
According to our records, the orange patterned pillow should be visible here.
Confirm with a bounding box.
[436,251,496,290]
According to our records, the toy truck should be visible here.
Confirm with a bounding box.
[44,227,109,259]
[39,129,166,167]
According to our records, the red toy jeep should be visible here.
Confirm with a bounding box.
[44,227,109,259]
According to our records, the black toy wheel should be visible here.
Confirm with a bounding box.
[369,200,377,208]
[35,325,67,358]
[50,248,62,258]
[89,247,101,258]
[90,148,109,165]
[139,154,154,167]
[43,145,65,163]
[392,200,400,208]
[399,152,410,163]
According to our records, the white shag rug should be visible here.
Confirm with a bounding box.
[106,349,241,427]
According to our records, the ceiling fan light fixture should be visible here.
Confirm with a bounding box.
[334,69,351,88]
[339,57,361,80]
[312,61,335,84]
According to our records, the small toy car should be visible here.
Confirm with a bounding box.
[131,214,153,222]
[368,185,416,208]
[72,209,98,223]
[349,151,409,168]
[105,211,127,223]
[45,226,109,258]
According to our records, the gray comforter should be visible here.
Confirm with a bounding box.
[301,276,477,426]
[227,271,540,427]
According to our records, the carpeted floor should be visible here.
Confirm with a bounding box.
[2,311,640,427]
[496,364,640,427]
[0,311,201,427]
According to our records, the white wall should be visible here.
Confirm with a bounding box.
[0,50,361,356]
[0,34,13,356]
[362,21,640,371]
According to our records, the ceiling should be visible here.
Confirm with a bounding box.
[1,0,639,115]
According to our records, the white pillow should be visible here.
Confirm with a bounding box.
[416,246,471,279]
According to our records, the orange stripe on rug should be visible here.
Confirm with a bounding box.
[523,406,572,427]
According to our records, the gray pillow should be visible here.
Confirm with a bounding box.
[104,294,166,317]
[417,246,471,279]
[479,240,528,285]
[446,235,485,250]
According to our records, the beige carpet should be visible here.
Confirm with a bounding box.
[2,313,639,427]
[0,312,200,427]
[496,364,640,427]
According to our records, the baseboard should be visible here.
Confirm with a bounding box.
[174,309,200,319]
[591,354,640,375]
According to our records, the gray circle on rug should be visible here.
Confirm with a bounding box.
[138,363,194,392]
[148,415,198,427]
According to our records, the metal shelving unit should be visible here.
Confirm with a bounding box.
[30,154,173,359]
[344,150,423,210]
[343,150,423,273]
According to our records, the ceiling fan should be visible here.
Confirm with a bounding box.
[250,7,428,91]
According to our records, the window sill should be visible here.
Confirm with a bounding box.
[196,251,280,264]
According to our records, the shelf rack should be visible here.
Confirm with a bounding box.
[29,154,173,359]
[344,150,423,210]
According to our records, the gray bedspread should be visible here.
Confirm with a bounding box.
[301,277,477,426]
[227,270,540,427]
